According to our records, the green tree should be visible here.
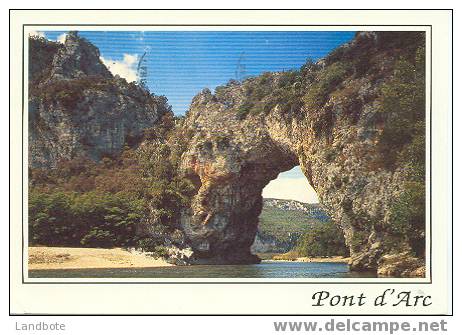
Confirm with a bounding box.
[294,222,349,257]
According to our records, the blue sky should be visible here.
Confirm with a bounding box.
[43,31,355,116]
[40,30,355,202]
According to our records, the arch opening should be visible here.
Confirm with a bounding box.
[252,166,349,261]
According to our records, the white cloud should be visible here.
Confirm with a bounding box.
[28,31,45,38]
[262,177,319,204]
[57,33,67,44]
[29,31,66,44]
[100,53,139,82]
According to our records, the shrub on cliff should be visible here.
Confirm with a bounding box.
[136,141,195,229]
[235,70,306,119]
[388,181,425,256]
[31,76,104,107]
[303,62,351,112]
[378,46,425,170]
[379,45,426,257]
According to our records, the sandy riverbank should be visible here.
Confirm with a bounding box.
[28,247,173,270]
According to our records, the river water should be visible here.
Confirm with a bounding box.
[29,261,376,278]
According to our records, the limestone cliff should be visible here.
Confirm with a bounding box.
[179,32,426,276]
[263,198,331,222]
[28,32,171,168]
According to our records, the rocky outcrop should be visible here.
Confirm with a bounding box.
[250,231,283,254]
[48,31,112,81]
[179,32,426,276]
[28,32,171,168]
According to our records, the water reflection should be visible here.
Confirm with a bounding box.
[29,261,377,279]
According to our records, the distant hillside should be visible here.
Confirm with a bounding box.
[251,198,332,253]
[263,198,331,222]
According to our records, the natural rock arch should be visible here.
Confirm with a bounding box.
[179,32,426,276]
[180,91,300,264]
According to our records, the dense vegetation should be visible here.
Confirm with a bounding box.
[29,114,195,257]
[258,204,330,244]
[380,45,426,257]
[272,220,349,260]
[29,191,143,248]
[213,67,313,121]
[293,221,349,257]
[257,202,348,256]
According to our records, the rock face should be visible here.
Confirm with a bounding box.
[28,32,171,168]
[180,87,298,264]
[48,31,112,81]
[179,32,426,276]
[250,232,283,254]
